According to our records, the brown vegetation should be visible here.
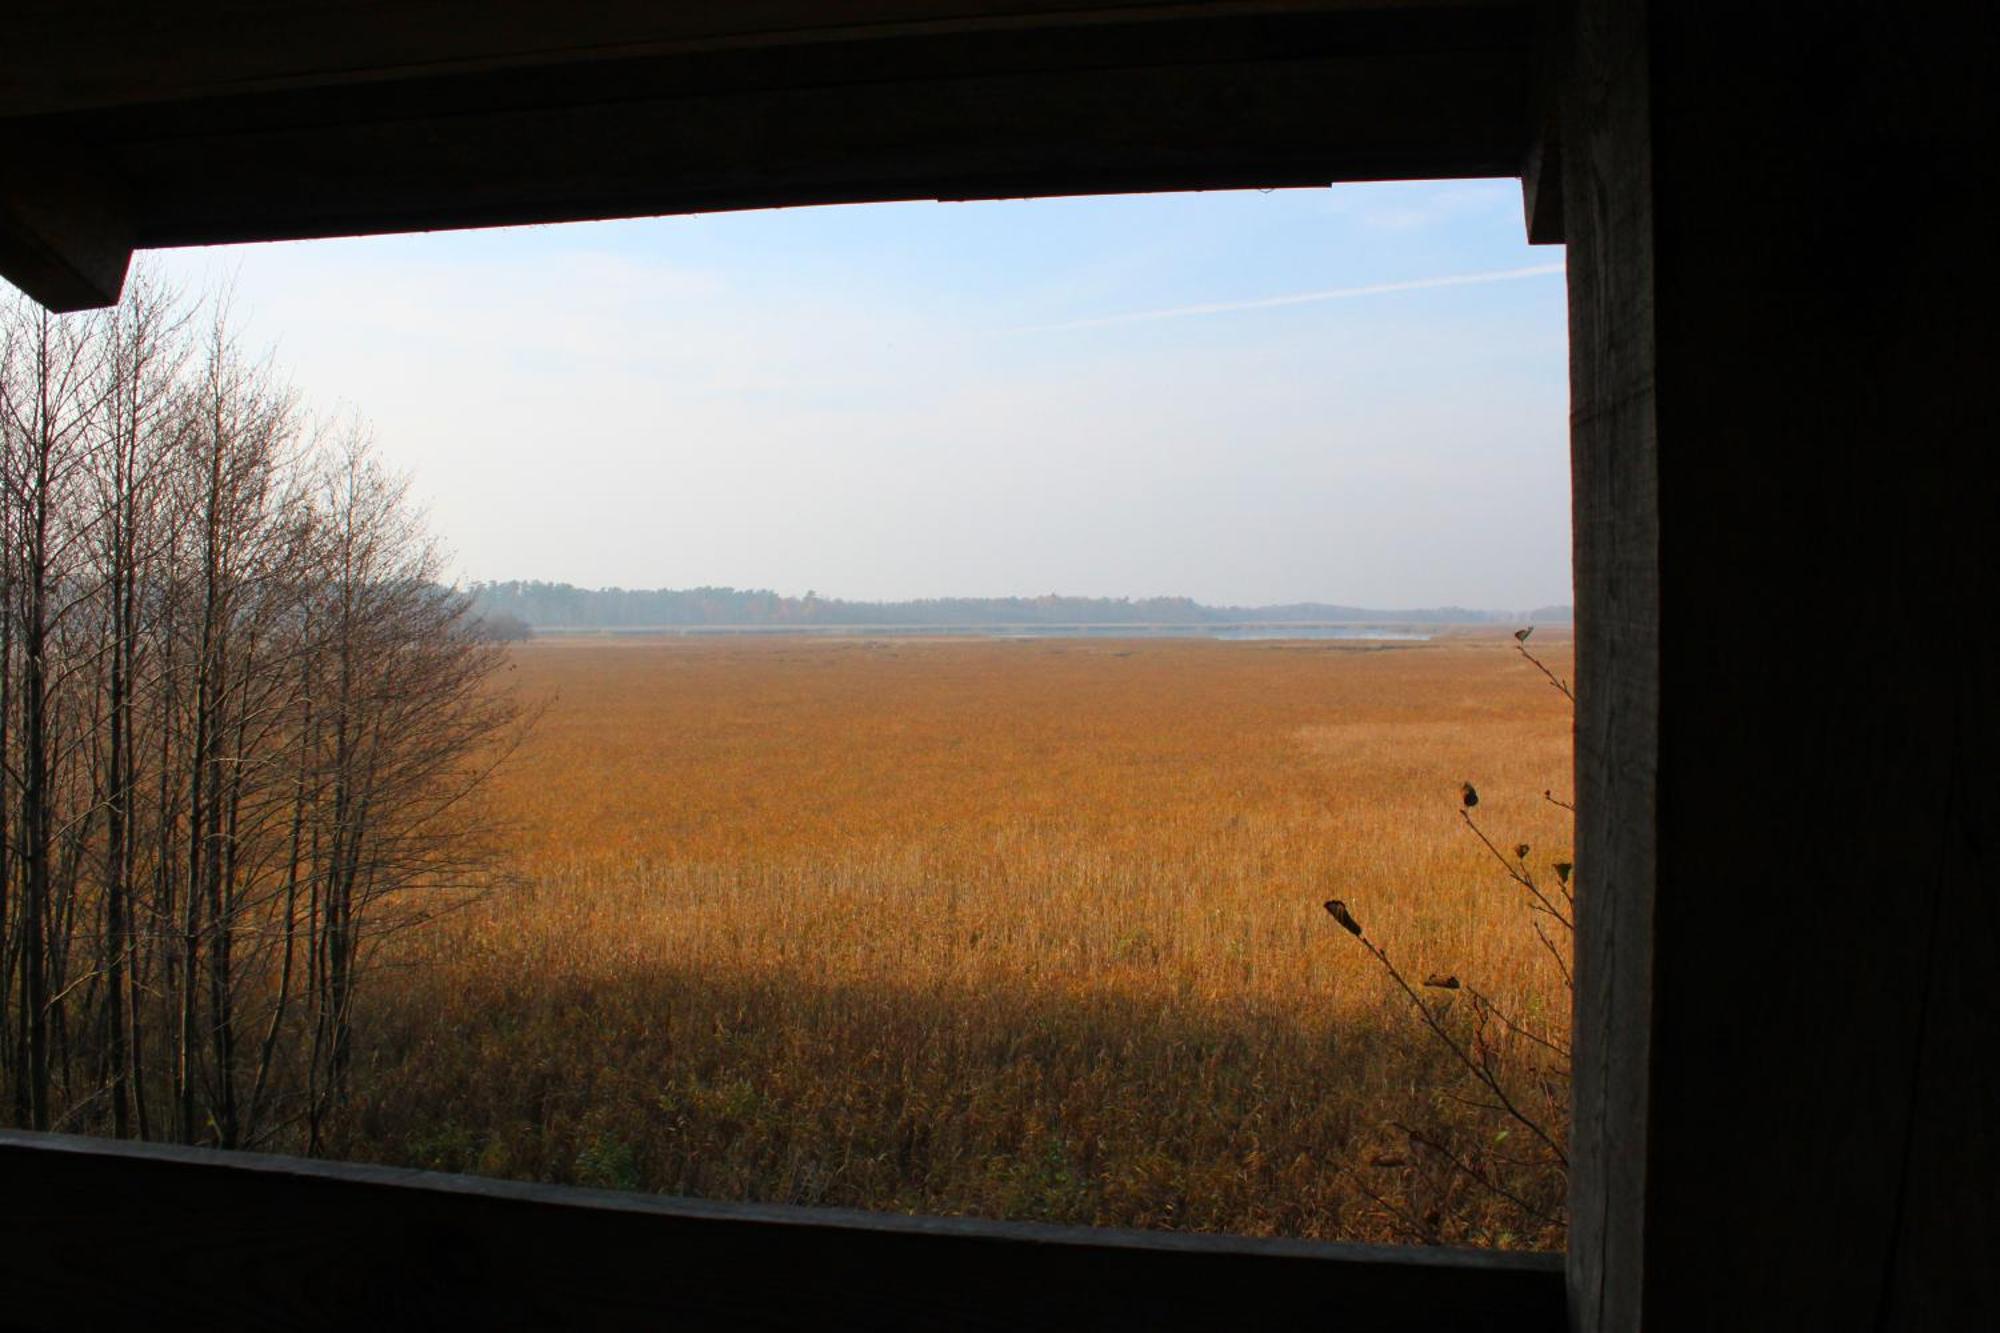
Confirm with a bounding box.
[340,631,1572,1246]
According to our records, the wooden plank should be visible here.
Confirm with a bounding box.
[108,46,1528,250]
[1,1,1527,116]
[1517,0,1562,244]
[1557,2,1656,1329]
[0,1130,1566,1331]
[0,4,1534,303]
[1638,4,1997,1326]
[1564,2,2000,1327]
[0,153,133,311]
[1519,116,1561,244]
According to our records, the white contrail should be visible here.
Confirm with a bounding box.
[1014,262,1565,333]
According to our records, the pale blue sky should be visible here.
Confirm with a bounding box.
[147,180,1570,609]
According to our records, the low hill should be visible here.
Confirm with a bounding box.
[469,581,1572,631]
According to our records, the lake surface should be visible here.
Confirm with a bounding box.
[545,623,1436,641]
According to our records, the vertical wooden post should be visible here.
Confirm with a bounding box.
[1559,1,1657,1327]
[1561,2,1998,1326]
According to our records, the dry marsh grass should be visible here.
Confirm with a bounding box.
[338,631,1574,1245]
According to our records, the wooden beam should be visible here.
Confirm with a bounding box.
[1518,1,1563,244]
[1520,114,1562,244]
[2,1,1527,117]
[1640,4,1996,1322]
[1559,1,1656,1327]
[0,1130,1566,1331]
[1563,1,1999,1327]
[113,44,1529,249]
[0,4,1536,306]
[0,152,134,310]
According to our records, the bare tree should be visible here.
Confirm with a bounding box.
[0,276,525,1153]
[0,300,112,1130]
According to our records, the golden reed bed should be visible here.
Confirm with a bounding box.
[342,631,1574,1246]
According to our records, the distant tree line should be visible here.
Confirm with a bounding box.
[471,580,1573,631]
[0,277,521,1150]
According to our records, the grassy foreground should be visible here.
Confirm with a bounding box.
[335,632,1573,1246]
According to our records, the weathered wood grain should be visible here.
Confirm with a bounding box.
[1559,2,1657,1329]
[1563,1,1999,1327]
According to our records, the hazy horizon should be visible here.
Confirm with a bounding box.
[146,181,1572,609]
[468,577,1570,616]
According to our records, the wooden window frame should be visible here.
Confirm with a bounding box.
[0,6,1583,1328]
[29,2,1989,1327]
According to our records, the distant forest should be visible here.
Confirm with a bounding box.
[470,581,1574,631]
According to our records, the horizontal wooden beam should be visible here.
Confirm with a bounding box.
[115,47,1528,250]
[0,154,133,312]
[2,1,1526,117]
[0,1130,1565,1331]
[1,3,1536,308]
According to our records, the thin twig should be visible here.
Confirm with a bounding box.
[1335,1161,1442,1246]
[1516,640,1574,703]
[1465,986,1570,1061]
[1530,918,1573,992]
[1349,928,1569,1169]
[1392,1120,1558,1224]
[1461,809,1574,930]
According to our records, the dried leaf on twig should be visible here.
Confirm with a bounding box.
[1322,899,1363,937]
